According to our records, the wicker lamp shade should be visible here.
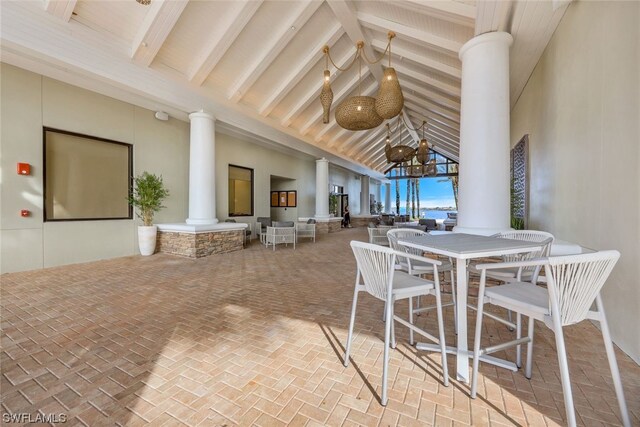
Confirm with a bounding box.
[136,0,151,4]
[425,158,437,176]
[387,145,415,163]
[415,138,430,164]
[320,70,333,124]
[375,68,404,119]
[335,96,383,131]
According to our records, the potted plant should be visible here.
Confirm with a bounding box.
[128,172,170,256]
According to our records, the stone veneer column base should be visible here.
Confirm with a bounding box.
[299,217,342,234]
[350,215,379,228]
[156,223,247,258]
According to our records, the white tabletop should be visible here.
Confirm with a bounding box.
[399,233,543,259]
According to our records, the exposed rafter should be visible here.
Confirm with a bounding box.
[371,39,461,80]
[228,0,323,102]
[326,127,350,149]
[344,124,389,156]
[404,99,460,130]
[131,0,188,67]
[392,62,461,98]
[404,92,460,122]
[280,48,354,127]
[43,0,77,22]
[259,23,344,117]
[397,0,475,28]
[357,12,462,56]
[188,0,262,86]
[400,78,460,111]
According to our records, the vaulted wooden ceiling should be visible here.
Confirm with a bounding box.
[1,0,570,176]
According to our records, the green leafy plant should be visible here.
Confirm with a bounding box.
[128,172,170,226]
[375,201,383,214]
[329,193,339,216]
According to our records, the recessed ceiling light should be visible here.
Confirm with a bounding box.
[291,26,296,31]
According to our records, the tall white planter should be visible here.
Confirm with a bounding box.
[138,225,158,256]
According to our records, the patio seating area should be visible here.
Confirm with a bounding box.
[2,229,639,426]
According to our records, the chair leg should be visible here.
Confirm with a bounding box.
[449,269,457,334]
[390,297,397,349]
[596,296,631,427]
[516,313,522,368]
[553,323,577,427]
[525,316,535,379]
[471,273,487,398]
[408,296,414,346]
[434,288,449,387]
[507,310,514,331]
[381,296,393,406]
[344,288,360,368]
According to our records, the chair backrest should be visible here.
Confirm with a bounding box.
[493,230,555,262]
[224,219,236,223]
[306,218,316,224]
[387,228,428,256]
[257,217,271,228]
[545,250,620,326]
[350,241,395,301]
[273,221,294,227]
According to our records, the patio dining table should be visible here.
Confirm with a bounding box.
[398,233,543,383]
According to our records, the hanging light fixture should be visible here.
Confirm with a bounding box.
[320,47,333,124]
[415,121,430,164]
[385,117,415,163]
[321,32,403,131]
[335,43,383,131]
[375,32,404,119]
[136,0,151,5]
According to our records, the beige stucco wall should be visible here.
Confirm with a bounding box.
[215,132,316,229]
[510,1,640,362]
[0,64,190,273]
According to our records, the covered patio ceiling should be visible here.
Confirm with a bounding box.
[1,0,569,176]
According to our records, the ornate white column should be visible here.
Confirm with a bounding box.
[455,32,513,235]
[315,158,330,219]
[359,175,370,215]
[384,183,391,213]
[186,110,218,225]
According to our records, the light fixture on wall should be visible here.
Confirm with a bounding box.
[321,32,403,131]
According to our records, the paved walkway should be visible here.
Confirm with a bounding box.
[1,228,638,426]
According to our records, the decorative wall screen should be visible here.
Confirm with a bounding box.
[510,135,529,228]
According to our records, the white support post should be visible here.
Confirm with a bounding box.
[360,175,370,215]
[384,183,391,213]
[315,158,330,219]
[455,32,513,235]
[186,111,218,225]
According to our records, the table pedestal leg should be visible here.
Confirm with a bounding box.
[456,259,469,383]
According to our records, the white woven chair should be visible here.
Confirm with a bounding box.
[264,226,295,251]
[344,241,449,406]
[471,251,630,427]
[367,227,390,246]
[387,228,457,339]
[469,230,555,283]
[295,222,316,243]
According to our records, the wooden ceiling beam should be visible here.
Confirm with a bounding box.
[392,62,460,98]
[400,78,460,111]
[404,92,460,122]
[131,0,188,67]
[259,23,344,117]
[188,1,262,86]
[228,0,323,102]
[43,0,77,22]
[372,39,461,80]
[343,124,388,156]
[397,0,475,28]
[404,100,460,131]
[357,11,462,56]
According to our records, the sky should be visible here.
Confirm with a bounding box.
[380,177,456,209]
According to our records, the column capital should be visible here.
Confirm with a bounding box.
[316,157,329,164]
[459,31,513,60]
[189,110,215,121]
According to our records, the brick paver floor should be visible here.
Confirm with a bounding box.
[1,228,638,426]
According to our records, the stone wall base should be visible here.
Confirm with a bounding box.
[157,230,243,258]
[313,218,342,234]
[351,215,379,228]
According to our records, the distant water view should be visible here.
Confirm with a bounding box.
[395,208,457,219]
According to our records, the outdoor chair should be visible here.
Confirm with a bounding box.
[471,251,630,427]
[419,218,438,232]
[256,217,271,245]
[296,222,316,243]
[344,241,449,406]
[264,226,295,251]
[367,227,390,246]
[388,228,457,340]
[273,221,295,227]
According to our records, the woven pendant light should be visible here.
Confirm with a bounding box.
[415,121,430,164]
[320,70,333,124]
[335,96,383,131]
[375,68,404,119]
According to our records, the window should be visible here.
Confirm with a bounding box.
[228,165,253,216]
[44,128,132,221]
